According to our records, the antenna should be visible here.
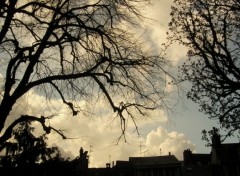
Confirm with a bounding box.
[142,150,149,156]
[139,141,145,157]
[89,145,93,165]
[90,145,93,154]
[109,155,111,163]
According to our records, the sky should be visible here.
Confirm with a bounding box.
[1,0,239,168]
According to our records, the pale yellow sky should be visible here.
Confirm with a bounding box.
[0,0,226,168]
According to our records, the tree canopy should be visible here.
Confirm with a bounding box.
[168,0,240,138]
[0,121,63,168]
[0,0,172,145]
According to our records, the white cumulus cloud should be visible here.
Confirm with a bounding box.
[145,127,196,160]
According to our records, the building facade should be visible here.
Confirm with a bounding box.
[130,155,182,176]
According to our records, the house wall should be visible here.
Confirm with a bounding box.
[133,167,181,176]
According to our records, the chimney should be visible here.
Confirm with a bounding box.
[106,163,110,168]
[212,128,221,147]
[169,152,171,156]
[183,149,192,165]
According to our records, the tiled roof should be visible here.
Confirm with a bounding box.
[129,155,181,166]
[115,161,131,169]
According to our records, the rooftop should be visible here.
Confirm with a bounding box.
[129,155,181,166]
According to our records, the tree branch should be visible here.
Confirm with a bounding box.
[0,115,66,145]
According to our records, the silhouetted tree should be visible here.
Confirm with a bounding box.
[0,122,74,176]
[0,121,63,168]
[0,0,172,145]
[167,0,240,138]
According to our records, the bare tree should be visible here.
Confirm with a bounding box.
[167,0,240,138]
[0,0,171,145]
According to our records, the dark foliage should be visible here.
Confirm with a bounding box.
[0,122,64,167]
[167,0,240,139]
